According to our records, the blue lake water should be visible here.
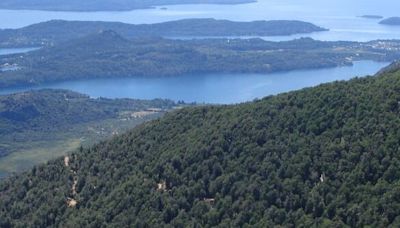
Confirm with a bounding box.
[0,0,400,41]
[0,61,389,104]
[0,1,396,103]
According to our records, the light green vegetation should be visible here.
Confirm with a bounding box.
[0,89,179,177]
[0,115,163,177]
[0,139,80,178]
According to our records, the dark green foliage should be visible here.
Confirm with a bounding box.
[2,68,400,226]
[0,89,175,136]
[1,31,399,89]
[0,19,327,48]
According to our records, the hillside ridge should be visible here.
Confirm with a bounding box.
[2,68,400,226]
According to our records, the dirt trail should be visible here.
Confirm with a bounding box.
[72,178,78,196]
[67,198,77,207]
[64,155,78,207]
[157,181,167,191]
[64,156,69,167]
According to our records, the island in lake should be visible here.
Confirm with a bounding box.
[0,0,255,11]
[0,19,327,48]
[0,30,399,89]
[379,17,400,25]
[359,15,383,19]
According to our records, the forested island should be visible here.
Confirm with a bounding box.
[0,0,255,11]
[1,64,400,226]
[0,30,399,89]
[0,89,180,177]
[359,15,383,19]
[380,17,400,25]
[0,19,327,48]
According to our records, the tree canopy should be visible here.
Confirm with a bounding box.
[2,68,400,227]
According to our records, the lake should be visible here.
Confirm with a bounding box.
[0,1,395,103]
[0,47,39,55]
[0,61,388,104]
[0,0,400,41]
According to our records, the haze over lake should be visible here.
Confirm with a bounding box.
[0,0,400,41]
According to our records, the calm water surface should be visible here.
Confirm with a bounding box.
[0,47,39,55]
[0,0,399,41]
[0,1,395,103]
[0,61,389,104]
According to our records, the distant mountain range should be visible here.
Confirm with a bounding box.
[0,19,327,48]
[0,0,255,11]
[2,63,400,227]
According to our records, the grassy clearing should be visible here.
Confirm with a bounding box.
[0,114,165,178]
[0,138,80,178]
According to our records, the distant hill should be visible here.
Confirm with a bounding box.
[380,17,400,25]
[2,66,400,226]
[376,60,400,75]
[0,89,178,177]
[0,0,255,11]
[0,19,327,48]
[0,31,399,89]
[359,15,383,19]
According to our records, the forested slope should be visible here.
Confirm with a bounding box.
[0,89,173,135]
[2,68,400,227]
[0,89,177,177]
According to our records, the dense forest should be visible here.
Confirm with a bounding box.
[0,89,178,177]
[0,0,254,11]
[0,89,175,136]
[0,19,327,48]
[2,66,400,226]
[1,31,399,89]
